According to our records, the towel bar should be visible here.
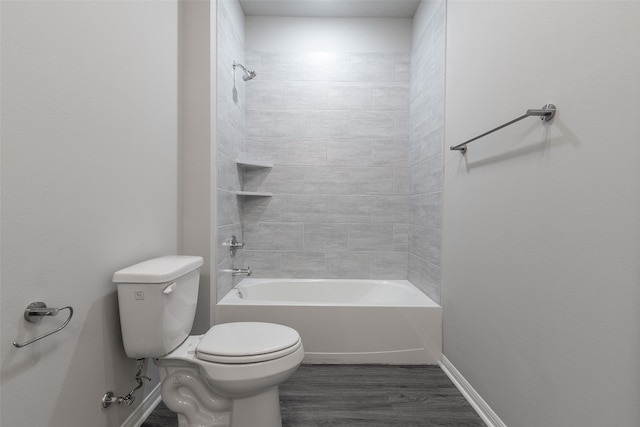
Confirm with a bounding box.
[450,104,556,154]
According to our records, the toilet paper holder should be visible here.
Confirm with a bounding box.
[13,302,74,348]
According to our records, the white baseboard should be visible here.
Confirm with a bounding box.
[439,355,507,427]
[121,382,162,427]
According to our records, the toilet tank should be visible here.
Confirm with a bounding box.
[113,256,203,359]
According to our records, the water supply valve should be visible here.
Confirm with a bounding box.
[223,235,244,257]
[101,359,151,409]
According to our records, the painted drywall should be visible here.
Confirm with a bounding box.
[245,16,412,53]
[1,1,178,426]
[180,0,216,335]
[442,1,640,426]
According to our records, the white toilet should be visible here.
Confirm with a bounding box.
[113,255,304,427]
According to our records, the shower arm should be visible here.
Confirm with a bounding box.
[233,61,247,73]
[233,61,248,73]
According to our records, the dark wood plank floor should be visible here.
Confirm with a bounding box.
[142,365,485,427]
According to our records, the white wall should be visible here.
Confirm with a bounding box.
[442,1,640,426]
[1,1,178,426]
[180,0,216,335]
[246,16,412,53]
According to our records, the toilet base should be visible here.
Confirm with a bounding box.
[157,362,284,427]
[230,385,282,427]
[160,366,231,427]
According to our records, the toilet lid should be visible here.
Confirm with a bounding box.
[196,322,302,364]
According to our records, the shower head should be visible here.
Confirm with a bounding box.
[243,69,257,81]
[233,62,256,82]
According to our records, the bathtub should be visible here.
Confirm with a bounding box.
[215,278,442,365]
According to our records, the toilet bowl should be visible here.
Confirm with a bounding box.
[157,323,304,427]
[113,256,304,427]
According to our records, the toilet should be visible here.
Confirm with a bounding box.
[113,255,304,427]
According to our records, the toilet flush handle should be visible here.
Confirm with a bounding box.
[163,283,177,295]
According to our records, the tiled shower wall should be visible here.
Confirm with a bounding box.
[408,2,446,303]
[240,52,411,279]
[216,0,246,298]
[214,4,446,302]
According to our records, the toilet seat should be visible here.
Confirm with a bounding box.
[196,322,302,364]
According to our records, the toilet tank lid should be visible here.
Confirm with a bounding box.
[112,256,203,284]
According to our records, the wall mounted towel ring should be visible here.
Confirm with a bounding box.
[13,302,74,348]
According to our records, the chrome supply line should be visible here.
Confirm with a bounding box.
[102,359,151,409]
[450,104,556,154]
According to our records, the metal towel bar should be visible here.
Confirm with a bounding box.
[13,302,74,348]
[450,104,556,154]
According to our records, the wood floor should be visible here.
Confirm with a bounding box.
[142,365,486,427]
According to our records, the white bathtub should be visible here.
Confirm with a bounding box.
[215,278,442,365]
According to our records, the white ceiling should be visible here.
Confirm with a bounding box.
[239,0,421,19]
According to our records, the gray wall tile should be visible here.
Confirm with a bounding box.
[393,167,411,195]
[244,137,283,165]
[304,110,350,138]
[370,196,409,224]
[247,81,284,109]
[235,41,444,293]
[406,5,446,301]
[326,252,371,279]
[216,2,246,301]
[409,191,442,228]
[243,250,282,278]
[348,224,394,251]
[303,223,349,252]
[373,139,409,166]
[244,166,305,194]
[280,252,326,278]
[350,111,396,138]
[276,195,330,223]
[349,53,397,82]
[326,196,372,223]
[306,52,351,81]
[371,252,408,279]
[217,189,241,226]
[283,81,328,110]
[327,83,373,110]
[327,139,372,166]
[258,222,304,250]
[393,224,410,251]
[373,83,410,111]
[282,138,327,166]
[260,53,307,80]
[254,110,305,137]
[347,167,395,195]
[304,167,349,195]
[420,260,441,304]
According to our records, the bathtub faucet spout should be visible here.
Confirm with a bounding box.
[227,267,251,276]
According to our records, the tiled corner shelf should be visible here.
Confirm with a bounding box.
[235,159,273,197]
[236,159,273,169]
[235,191,274,197]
